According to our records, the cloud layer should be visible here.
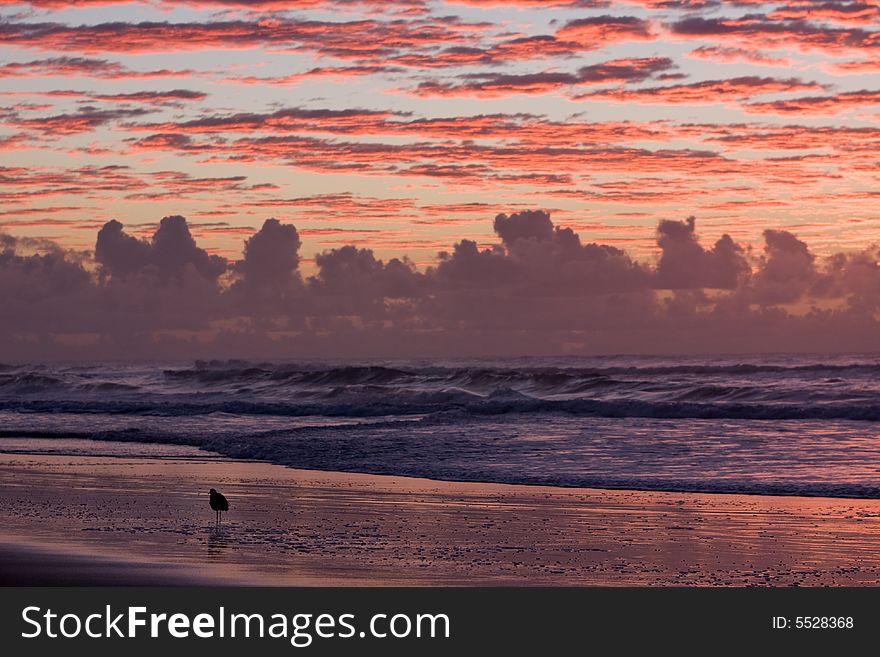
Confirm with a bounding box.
[3,211,880,359]
[2,0,880,356]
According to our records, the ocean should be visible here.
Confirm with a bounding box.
[2,354,880,498]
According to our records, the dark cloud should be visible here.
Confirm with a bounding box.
[0,233,90,300]
[311,246,423,299]
[234,218,302,294]
[751,228,818,304]
[0,0,427,7]
[556,15,653,44]
[0,56,192,80]
[2,105,154,136]
[0,16,478,59]
[94,219,152,279]
[411,57,675,96]
[669,15,880,54]
[0,234,95,336]
[436,211,651,295]
[745,89,880,115]
[3,211,880,358]
[825,246,880,310]
[577,57,674,83]
[96,214,226,283]
[493,210,554,245]
[575,76,824,104]
[655,216,749,289]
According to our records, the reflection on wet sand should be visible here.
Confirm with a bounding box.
[1,445,879,586]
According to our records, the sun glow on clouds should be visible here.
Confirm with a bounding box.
[2,1,880,354]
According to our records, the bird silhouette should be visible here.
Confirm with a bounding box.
[209,488,229,524]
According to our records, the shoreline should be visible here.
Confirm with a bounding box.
[2,442,880,586]
[4,431,879,502]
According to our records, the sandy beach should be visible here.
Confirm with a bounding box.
[2,439,880,586]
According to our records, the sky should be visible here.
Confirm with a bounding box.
[2,0,880,358]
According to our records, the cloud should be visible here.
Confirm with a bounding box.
[745,89,880,114]
[435,210,651,295]
[410,57,675,97]
[3,0,880,357]
[555,15,654,46]
[0,16,480,58]
[125,114,770,187]
[234,217,302,292]
[1,88,207,104]
[494,210,554,245]
[125,106,399,135]
[655,216,749,289]
[768,2,879,26]
[669,15,880,56]
[82,89,207,103]
[0,0,427,7]
[750,228,819,304]
[95,215,226,283]
[222,64,400,86]
[0,56,192,80]
[451,0,608,6]
[0,233,91,299]
[94,219,152,279]
[826,58,880,73]
[1,105,154,136]
[0,164,274,207]
[825,245,880,310]
[311,245,423,301]
[4,211,880,357]
[685,45,792,67]
[573,76,824,104]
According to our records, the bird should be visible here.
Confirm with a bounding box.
[209,488,229,524]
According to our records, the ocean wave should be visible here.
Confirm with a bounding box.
[6,357,880,500]
[0,373,65,392]
[2,393,880,421]
[164,359,880,382]
[3,359,878,411]
[5,420,880,500]
[163,363,415,386]
[153,360,880,400]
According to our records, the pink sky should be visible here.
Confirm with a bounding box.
[1,1,880,357]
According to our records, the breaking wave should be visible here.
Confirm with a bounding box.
[3,355,880,498]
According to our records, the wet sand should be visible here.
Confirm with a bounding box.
[1,443,880,586]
